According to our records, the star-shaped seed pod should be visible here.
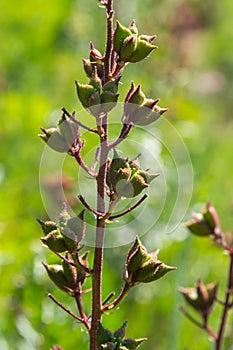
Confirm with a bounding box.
[125,236,176,286]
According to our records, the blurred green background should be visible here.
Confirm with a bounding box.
[1,0,233,349]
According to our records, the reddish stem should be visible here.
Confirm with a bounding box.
[73,141,98,178]
[108,124,133,149]
[109,194,148,220]
[179,306,217,340]
[48,293,88,327]
[102,282,130,313]
[74,288,91,331]
[103,2,114,83]
[90,115,109,350]
[62,107,98,134]
[215,253,233,349]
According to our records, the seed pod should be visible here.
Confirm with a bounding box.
[37,218,57,235]
[134,104,168,126]
[129,157,141,171]
[39,128,69,153]
[137,170,159,184]
[115,176,132,198]
[88,95,102,117]
[41,229,68,253]
[58,114,78,147]
[61,212,86,251]
[114,321,128,341]
[127,38,157,63]
[179,280,219,316]
[113,20,132,53]
[62,255,77,286]
[76,251,89,284]
[75,81,96,109]
[100,91,119,113]
[42,263,72,293]
[129,19,138,36]
[135,260,176,283]
[119,35,137,61]
[102,76,121,94]
[129,173,148,197]
[184,204,219,237]
[109,150,129,186]
[89,42,103,62]
[90,67,102,91]
[97,322,115,348]
[123,84,147,125]
[59,203,71,229]
[126,84,146,105]
[122,338,147,350]
[139,34,157,43]
[82,58,93,78]
[202,202,220,232]
[125,237,176,285]
[126,236,150,275]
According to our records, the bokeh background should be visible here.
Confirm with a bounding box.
[1,0,233,349]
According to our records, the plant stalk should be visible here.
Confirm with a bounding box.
[90,1,115,348]
[215,252,233,350]
[90,115,109,350]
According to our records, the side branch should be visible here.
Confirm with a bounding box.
[109,194,148,220]
[74,288,91,331]
[62,107,98,134]
[48,293,86,325]
[73,142,98,178]
[179,306,217,341]
[108,124,133,149]
[102,282,130,313]
[78,195,104,217]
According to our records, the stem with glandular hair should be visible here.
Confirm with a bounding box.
[89,1,114,348]
[90,116,110,350]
